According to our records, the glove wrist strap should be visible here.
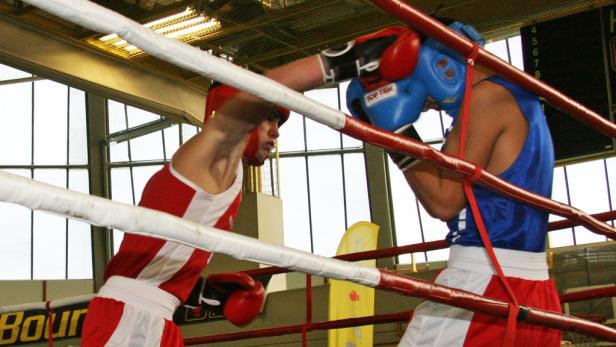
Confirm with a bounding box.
[319,35,395,83]
[319,42,362,83]
[387,125,422,172]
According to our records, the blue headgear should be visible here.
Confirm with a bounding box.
[347,21,485,129]
[414,21,485,120]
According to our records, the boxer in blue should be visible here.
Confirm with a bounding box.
[344,21,562,346]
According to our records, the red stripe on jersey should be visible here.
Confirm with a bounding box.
[104,165,197,281]
[159,192,242,300]
[213,191,242,230]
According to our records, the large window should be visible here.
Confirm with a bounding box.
[107,100,200,253]
[0,64,203,278]
[548,159,614,247]
[0,64,91,279]
[277,84,371,256]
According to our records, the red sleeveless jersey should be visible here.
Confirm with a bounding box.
[103,164,243,302]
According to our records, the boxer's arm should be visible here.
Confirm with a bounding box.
[402,82,522,220]
[177,24,415,167]
[387,125,424,171]
[171,56,324,193]
[173,27,410,193]
[211,55,324,138]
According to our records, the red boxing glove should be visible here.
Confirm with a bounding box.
[319,26,421,83]
[205,272,265,327]
[223,281,265,327]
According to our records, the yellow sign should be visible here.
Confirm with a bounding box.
[328,221,379,347]
[0,306,87,345]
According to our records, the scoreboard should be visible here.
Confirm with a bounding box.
[521,5,616,162]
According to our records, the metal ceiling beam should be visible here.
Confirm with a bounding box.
[89,0,143,18]
[108,118,175,143]
[8,0,39,16]
[193,0,340,46]
[199,2,311,58]
[237,12,399,66]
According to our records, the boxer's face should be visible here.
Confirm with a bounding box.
[252,115,281,164]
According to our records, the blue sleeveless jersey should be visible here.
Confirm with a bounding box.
[446,76,555,253]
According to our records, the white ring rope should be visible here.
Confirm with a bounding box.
[21,0,346,130]
[0,172,381,288]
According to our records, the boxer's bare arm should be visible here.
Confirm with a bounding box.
[403,79,528,220]
[171,55,324,194]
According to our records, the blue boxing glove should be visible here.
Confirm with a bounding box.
[347,76,424,171]
[344,20,486,171]
[347,76,426,132]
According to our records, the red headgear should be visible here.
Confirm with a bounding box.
[205,83,290,166]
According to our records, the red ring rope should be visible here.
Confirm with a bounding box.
[560,285,616,303]
[240,208,615,279]
[184,312,412,345]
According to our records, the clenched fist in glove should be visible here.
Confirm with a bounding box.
[319,26,420,83]
[186,272,265,327]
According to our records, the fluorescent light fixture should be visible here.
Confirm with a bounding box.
[125,44,140,52]
[144,7,194,28]
[155,16,206,35]
[91,7,220,58]
[166,20,219,38]
[100,33,118,42]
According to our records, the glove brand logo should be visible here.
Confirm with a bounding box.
[364,83,397,107]
[349,290,360,302]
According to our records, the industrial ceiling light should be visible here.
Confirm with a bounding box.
[88,7,220,59]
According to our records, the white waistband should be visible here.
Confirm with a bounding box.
[97,276,180,320]
[448,245,549,280]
